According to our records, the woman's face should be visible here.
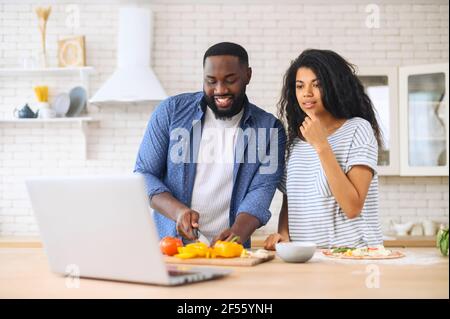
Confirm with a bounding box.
[295,67,326,117]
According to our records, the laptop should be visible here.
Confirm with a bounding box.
[25,174,232,286]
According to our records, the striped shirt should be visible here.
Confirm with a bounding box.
[279,117,383,248]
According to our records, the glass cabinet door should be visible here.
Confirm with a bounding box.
[357,67,399,175]
[399,63,449,176]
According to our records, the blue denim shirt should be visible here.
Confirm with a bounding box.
[134,92,286,247]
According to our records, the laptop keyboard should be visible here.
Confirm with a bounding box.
[168,270,196,277]
[168,270,216,284]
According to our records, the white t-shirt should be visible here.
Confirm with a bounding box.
[190,107,244,242]
[279,117,383,248]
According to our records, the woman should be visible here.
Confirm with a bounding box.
[265,49,383,249]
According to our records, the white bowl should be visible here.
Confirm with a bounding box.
[275,242,316,263]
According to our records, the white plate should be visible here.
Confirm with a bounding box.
[51,93,71,117]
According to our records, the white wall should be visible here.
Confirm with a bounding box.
[0,0,448,237]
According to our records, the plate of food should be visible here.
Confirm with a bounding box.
[322,245,405,260]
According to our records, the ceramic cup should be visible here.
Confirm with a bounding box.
[422,220,436,236]
[37,106,56,119]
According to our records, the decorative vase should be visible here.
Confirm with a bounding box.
[35,6,51,68]
[38,51,48,69]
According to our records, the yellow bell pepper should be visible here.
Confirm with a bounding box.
[175,242,209,259]
[174,252,197,259]
[212,237,243,258]
[174,237,244,259]
[205,249,217,259]
[186,242,209,257]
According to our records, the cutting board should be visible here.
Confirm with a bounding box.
[164,251,275,267]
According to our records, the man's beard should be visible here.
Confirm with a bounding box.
[203,90,246,120]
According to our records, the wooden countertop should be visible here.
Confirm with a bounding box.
[0,235,438,249]
[0,247,447,298]
[250,236,437,248]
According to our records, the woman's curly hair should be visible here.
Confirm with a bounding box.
[278,49,383,157]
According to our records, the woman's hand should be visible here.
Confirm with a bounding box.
[299,115,329,152]
[263,233,289,250]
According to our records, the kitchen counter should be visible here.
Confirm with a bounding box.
[0,235,439,249]
[0,247,447,299]
[250,235,438,248]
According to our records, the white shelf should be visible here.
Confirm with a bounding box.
[0,67,94,97]
[0,67,94,76]
[0,117,99,160]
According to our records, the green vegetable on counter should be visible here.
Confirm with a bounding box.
[436,226,449,257]
[332,247,355,253]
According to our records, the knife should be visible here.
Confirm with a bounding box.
[193,228,211,247]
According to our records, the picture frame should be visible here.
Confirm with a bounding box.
[57,35,86,67]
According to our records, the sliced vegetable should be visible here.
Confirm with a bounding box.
[173,236,245,259]
[344,250,353,256]
[331,247,354,254]
[174,253,197,259]
[176,242,209,258]
[240,249,250,258]
[212,237,244,258]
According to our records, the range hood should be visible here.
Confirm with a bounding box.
[89,7,167,103]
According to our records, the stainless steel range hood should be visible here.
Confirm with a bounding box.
[89,7,167,103]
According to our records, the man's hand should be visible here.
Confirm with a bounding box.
[175,208,200,241]
[212,228,241,246]
[150,192,201,241]
[263,233,289,250]
[212,213,260,246]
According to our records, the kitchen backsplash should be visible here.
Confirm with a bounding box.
[0,0,448,237]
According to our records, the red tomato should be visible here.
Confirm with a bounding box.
[159,237,183,256]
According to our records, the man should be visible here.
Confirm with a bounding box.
[134,42,285,248]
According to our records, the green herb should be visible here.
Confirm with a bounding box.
[332,247,355,254]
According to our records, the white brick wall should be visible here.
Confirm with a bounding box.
[0,0,448,237]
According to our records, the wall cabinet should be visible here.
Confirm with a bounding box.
[357,63,449,176]
[399,63,449,176]
[358,67,400,175]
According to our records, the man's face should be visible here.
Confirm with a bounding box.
[203,55,252,119]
